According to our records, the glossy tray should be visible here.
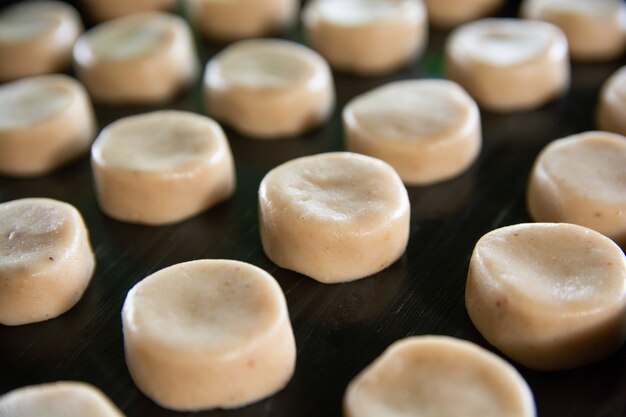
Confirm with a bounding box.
[1,1,625,416]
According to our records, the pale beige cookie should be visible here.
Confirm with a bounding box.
[82,0,177,22]
[302,0,427,75]
[343,79,481,185]
[527,131,626,246]
[185,0,298,41]
[73,12,198,103]
[91,111,235,226]
[0,74,96,177]
[423,0,504,27]
[445,18,569,111]
[259,152,410,283]
[521,0,626,61]
[597,66,626,136]
[344,336,535,417]
[466,223,626,370]
[0,1,83,81]
[122,259,296,411]
[0,198,95,326]
[0,381,124,417]
[204,39,335,139]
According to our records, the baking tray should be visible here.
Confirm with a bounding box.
[1,1,625,416]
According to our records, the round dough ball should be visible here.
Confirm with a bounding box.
[0,382,124,417]
[527,131,626,246]
[597,66,626,136]
[204,39,335,139]
[423,0,504,28]
[466,223,626,370]
[344,336,535,417]
[185,0,298,41]
[91,110,236,226]
[82,0,177,22]
[302,0,428,75]
[259,152,410,283]
[0,1,83,81]
[343,79,481,185]
[0,198,96,326]
[73,12,198,104]
[521,0,626,61]
[122,259,296,411]
[0,74,96,177]
[445,18,569,111]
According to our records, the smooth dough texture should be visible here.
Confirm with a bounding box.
[186,0,298,40]
[0,74,95,177]
[0,1,83,80]
[122,259,296,411]
[521,0,626,61]
[423,0,504,27]
[259,152,410,283]
[466,223,626,370]
[527,131,626,246]
[344,336,536,417]
[0,198,95,326]
[82,0,177,21]
[445,18,569,111]
[73,12,198,103]
[91,111,235,225]
[597,66,626,136]
[302,0,427,75]
[204,39,335,139]
[0,381,124,417]
[343,79,481,185]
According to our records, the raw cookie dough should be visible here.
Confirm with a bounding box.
[0,74,96,177]
[466,223,626,370]
[0,1,83,81]
[597,66,626,136]
[344,336,536,417]
[204,39,335,139]
[258,152,410,283]
[82,0,177,22]
[122,259,296,411]
[445,18,569,111]
[0,381,124,417]
[527,131,626,246]
[0,198,95,326]
[302,0,427,75]
[91,111,235,226]
[343,79,481,185]
[73,12,198,103]
[521,0,626,61]
[422,0,504,27]
[185,0,298,41]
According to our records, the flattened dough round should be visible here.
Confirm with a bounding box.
[73,12,198,103]
[422,0,504,27]
[344,336,535,417]
[186,0,298,40]
[527,131,626,246]
[91,110,235,225]
[0,1,83,80]
[0,198,95,326]
[82,0,177,22]
[343,79,481,185]
[259,152,410,283]
[122,259,296,411]
[0,381,124,417]
[445,18,569,111]
[521,0,626,61]
[597,66,626,136]
[0,74,96,177]
[204,39,335,139]
[302,0,427,75]
[466,223,626,370]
